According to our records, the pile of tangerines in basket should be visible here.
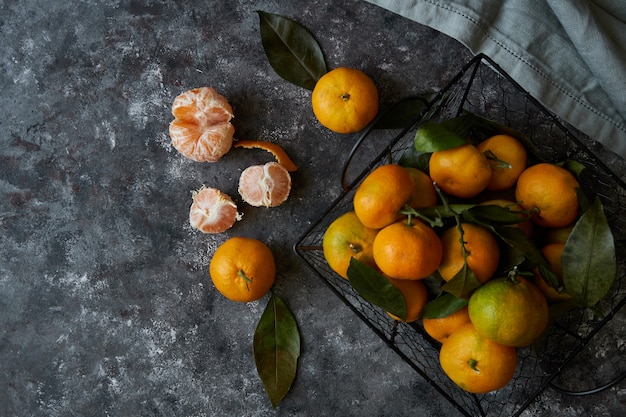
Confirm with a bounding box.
[322,129,605,394]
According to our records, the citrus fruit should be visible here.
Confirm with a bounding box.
[422,306,471,344]
[234,140,298,172]
[429,143,492,198]
[480,199,533,238]
[189,186,242,234]
[437,223,500,283]
[439,322,517,394]
[468,275,549,347]
[533,243,572,303]
[353,164,415,229]
[405,167,438,209]
[322,211,379,279]
[386,277,429,322]
[169,87,235,162]
[544,224,574,245]
[373,219,443,280]
[238,162,291,207]
[311,67,379,133]
[476,134,527,191]
[515,163,580,228]
[209,237,276,302]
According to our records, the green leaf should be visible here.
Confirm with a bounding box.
[422,293,468,319]
[462,204,529,227]
[414,121,467,153]
[562,197,617,307]
[398,146,431,172]
[441,264,482,299]
[490,225,560,288]
[257,11,327,90]
[374,95,434,129]
[347,258,407,320]
[253,294,301,408]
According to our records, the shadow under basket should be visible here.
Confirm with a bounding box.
[294,54,626,417]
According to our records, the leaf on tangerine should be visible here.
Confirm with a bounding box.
[253,294,301,409]
[422,293,468,319]
[414,121,466,153]
[347,258,407,321]
[562,197,616,307]
[257,11,327,90]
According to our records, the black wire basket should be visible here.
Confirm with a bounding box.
[294,54,626,417]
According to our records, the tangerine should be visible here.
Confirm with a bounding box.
[189,186,242,234]
[238,162,292,207]
[468,275,548,347]
[353,164,415,229]
[169,87,235,162]
[422,306,471,344]
[429,143,492,198]
[533,243,572,303]
[439,322,517,394]
[311,67,379,133]
[476,134,527,191]
[372,219,442,280]
[515,163,580,228]
[209,237,276,302]
[405,167,438,209]
[437,223,500,283]
[386,277,429,322]
[322,211,379,279]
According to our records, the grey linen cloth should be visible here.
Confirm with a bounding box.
[364,0,626,160]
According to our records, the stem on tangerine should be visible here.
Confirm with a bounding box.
[341,92,351,101]
[469,358,480,373]
[238,269,253,291]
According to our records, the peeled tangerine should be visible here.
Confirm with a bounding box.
[238,162,291,207]
[169,87,235,162]
[189,186,242,234]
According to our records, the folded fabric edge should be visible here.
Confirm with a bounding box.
[363,0,626,161]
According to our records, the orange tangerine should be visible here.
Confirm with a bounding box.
[209,237,275,302]
[373,219,443,280]
[437,223,500,283]
[439,322,517,394]
[353,164,415,229]
[515,163,580,228]
[386,277,429,322]
[422,306,471,343]
[429,144,492,198]
[477,134,527,191]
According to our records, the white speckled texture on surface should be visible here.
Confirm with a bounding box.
[1,1,624,416]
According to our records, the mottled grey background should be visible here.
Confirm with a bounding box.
[1,1,624,416]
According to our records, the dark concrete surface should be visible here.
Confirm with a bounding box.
[1,1,624,416]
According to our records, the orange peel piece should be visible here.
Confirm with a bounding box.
[234,140,298,172]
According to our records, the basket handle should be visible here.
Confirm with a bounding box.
[341,95,431,192]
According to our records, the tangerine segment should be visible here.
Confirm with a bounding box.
[234,140,298,172]
[238,162,292,207]
[189,186,242,234]
[169,87,235,162]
